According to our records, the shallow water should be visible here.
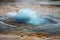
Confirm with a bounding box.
[0,12,60,35]
[0,3,60,35]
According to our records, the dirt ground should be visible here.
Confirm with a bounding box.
[0,34,60,40]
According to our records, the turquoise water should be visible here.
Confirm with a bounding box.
[0,8,59,35]
[9,8,57,25]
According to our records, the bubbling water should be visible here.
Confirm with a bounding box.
[4,8,57,25]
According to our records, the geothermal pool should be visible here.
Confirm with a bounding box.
[0,2,60,36]
[0,5,60,35]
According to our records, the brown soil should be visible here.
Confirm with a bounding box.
[0,34,60,40]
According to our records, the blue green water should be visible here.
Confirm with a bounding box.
[0,8,60,35]
[9,8,57,25]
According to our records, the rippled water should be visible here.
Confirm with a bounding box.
[0,12,60,35]
[0,1,60,37]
